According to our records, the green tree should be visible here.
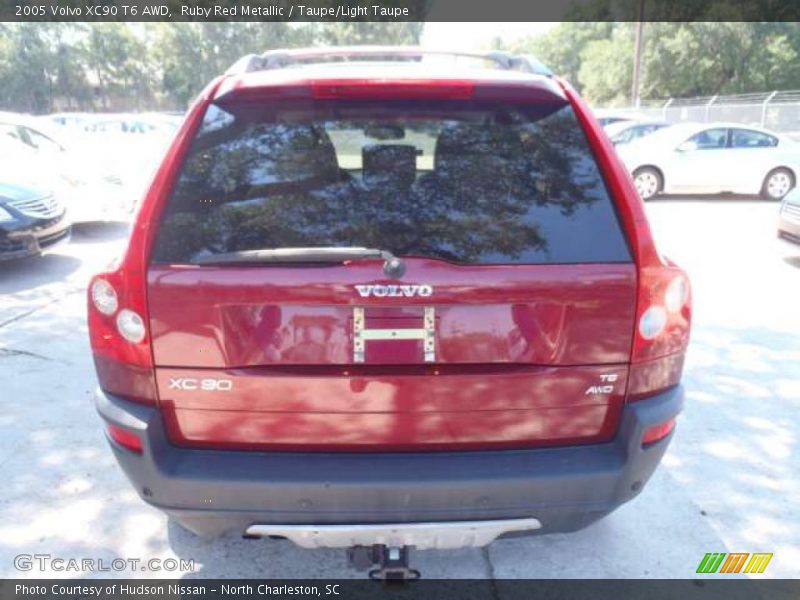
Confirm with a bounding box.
[3,22,797,114]
[511,21,800,105]
[508,22,612,89]
[314,22,423,46]
[49,25,93,110]
[640,23,800,99]
[154,23,315,107]
[577,24,634,105]
[84,23,157,110]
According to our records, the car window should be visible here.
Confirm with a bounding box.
[611,128,633,144]
[599,117,628,126]
[624,127,643,141]
[123,121,155,134]
[687,128,728,149]
[730,129,778,148]
[21,127,62,152]
[87,121,122,133]
[152,99,632,266]
[629,125,654,140]
[636,124,665,139]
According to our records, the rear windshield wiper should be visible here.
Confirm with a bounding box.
[193,246,406,277]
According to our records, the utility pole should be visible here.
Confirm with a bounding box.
[631,0,646,107]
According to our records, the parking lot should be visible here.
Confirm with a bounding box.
[0,197,798,579]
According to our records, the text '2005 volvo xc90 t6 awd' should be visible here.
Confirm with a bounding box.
[88,47,692,579]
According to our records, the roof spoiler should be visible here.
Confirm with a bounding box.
[225,46,552,77]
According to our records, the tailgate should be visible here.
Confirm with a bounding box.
[145,90,636,450]
[149,261,635,450]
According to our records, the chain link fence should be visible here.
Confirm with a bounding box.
[603,91,800,140]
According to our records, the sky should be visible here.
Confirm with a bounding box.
[420,22,555,50]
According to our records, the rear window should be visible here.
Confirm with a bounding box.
[151,98,631,265]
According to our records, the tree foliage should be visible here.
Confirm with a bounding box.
[506,22,800,105]
[4,22,798,112]
[0,22,423,113]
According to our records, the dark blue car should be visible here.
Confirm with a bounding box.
[0,180,71,260]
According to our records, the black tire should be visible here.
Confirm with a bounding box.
[761,168,795,200]
[632,167,663,201]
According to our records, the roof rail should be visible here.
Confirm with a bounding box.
[225,46,552,77]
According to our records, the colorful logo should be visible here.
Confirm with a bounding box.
[696,552,773,574]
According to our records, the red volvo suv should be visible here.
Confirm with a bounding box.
[88,48,691,577]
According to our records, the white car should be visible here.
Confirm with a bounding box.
[616,122,799,200]
[0,112,142,222]
[778,187,800,246]
[592,109,650,127]
[46,112,98,129]
[604,120,669,145]
[82,113,179,136]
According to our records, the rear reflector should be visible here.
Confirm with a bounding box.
[642,418,675,446]
[106,424,143,453]
[627,353,684,402]
[92,355,158,404]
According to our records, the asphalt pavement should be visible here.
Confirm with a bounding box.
[0,198,798,579]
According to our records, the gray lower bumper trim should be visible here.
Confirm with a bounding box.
[245,518,542,549]
[96,385,683,538]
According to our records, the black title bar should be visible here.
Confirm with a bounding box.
[2,579,800,600]
[2,0,800,22]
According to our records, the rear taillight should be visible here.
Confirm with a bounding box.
[628,264,692,401]
[90,278,118,315]
[633,265,691,361]
[642,418,676,446]
[116,309,147,343]
[106,423,143,453]
[561,77,692,404]
[88,270,156,404]
[88,77,223,406]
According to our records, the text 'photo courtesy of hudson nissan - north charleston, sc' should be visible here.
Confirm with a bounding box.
[86,47,692,580]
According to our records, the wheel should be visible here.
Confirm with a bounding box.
[633,167,663,200]
[761,168,795,200]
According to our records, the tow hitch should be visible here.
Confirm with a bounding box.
[244,518,541,579]
[347,545,420,581]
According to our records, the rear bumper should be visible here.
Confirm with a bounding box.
[0,217,71,261]
[96,386,683,539]
[244,518,543,549]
